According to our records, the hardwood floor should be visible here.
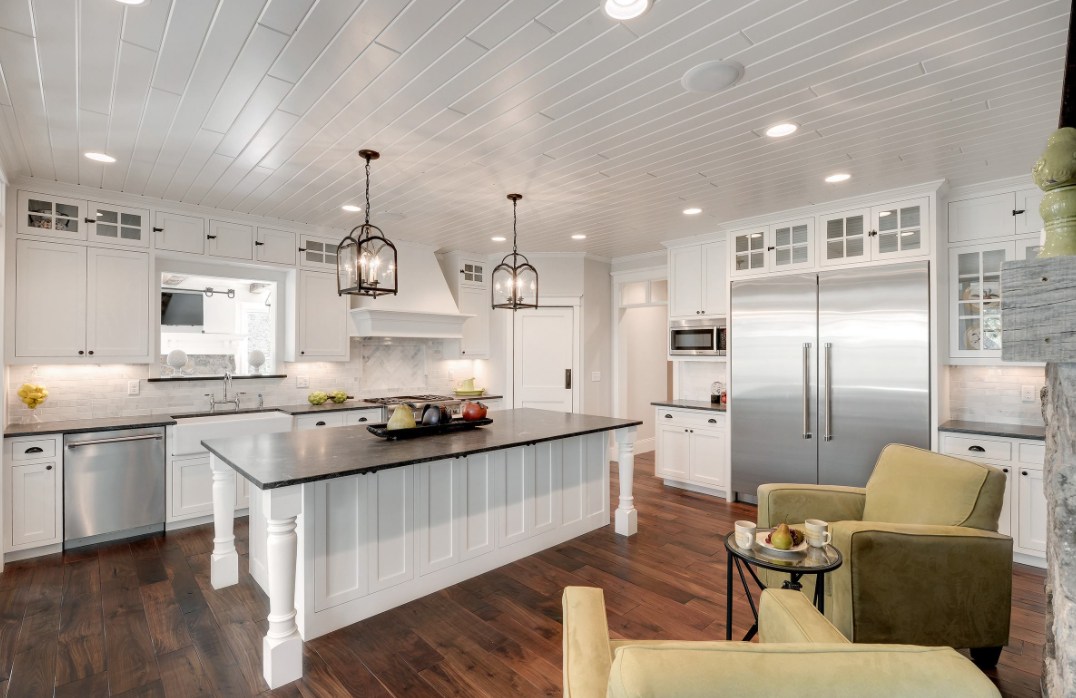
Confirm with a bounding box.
[0,452,1045,696]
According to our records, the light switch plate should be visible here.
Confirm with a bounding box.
[127,380,139,396]
[1021,385,1037,402]
[591,371,601,382]
[297,376,310,388]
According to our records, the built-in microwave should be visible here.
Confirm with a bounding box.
[670,318,726,356]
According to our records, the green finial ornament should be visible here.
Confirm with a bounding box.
[1032,126,1076,256]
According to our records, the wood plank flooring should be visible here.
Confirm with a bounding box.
[0,452,1046,696]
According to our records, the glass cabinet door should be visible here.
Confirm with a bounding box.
[89,202,150,247]
[771,220,813,270]
[873,200,925,259]
[731,229,767,275]
[17,191,86,240]
[820,210,868,267]
[950,243,1013,357]
[299,234,340,270]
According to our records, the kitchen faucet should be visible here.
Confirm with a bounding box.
[205,370,242,412]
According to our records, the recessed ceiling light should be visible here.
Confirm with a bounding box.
[603,0,651,20]
[765,122,798,138]
[84,152,116,163]
[825,173,851,183]
[683,207,702,215]
[491,236,506,242]
[114,0,146,5]
[341,204,362,212]
[681,60,744,93]
[571,234,587,240]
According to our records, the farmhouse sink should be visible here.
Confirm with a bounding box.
[171,411,293,457]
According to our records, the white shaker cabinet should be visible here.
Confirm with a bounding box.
[293,270,350,362]
[4,436,63,552]
[948,189,1044,244]
[730,219,813,278]
[207,220,254,260]
[668,242,727,318]
[154,211,206,254]
[438,253,491,358]
[654,408,726,493]
[14,240,150,362]
[255,227,297,266]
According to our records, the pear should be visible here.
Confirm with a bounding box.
[386,404,417,430]
[771,523,794,550]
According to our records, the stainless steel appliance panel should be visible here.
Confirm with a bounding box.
[730,274,819,498]
[669,318,726,356]
[64,427,165,543]
[818,262,930,486]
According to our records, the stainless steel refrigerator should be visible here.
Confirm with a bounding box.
[730,262,930,500]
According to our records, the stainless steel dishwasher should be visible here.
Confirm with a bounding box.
[64,426,166,547]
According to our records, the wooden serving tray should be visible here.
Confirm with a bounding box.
[366,417,493,440]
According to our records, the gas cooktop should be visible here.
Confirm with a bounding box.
[364,394,457,405]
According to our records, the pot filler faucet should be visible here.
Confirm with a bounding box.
[205,370,243,412]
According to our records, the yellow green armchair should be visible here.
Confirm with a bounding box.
[562,586,1000,697]
[756,444,1012,667]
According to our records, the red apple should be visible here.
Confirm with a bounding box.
[461,401,487,421]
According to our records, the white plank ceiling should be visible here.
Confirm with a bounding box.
[0,0,1067,258]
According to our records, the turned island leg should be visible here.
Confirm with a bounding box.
[614,426,638,536]
[263,486,303,688]
[210,455,238,589]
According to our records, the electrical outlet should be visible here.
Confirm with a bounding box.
[127,380,140,396]
[1021,385,1037,402]
[297,376,310,388]
[591,371,601,382]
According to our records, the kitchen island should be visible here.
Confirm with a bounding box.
[202,408,639,688]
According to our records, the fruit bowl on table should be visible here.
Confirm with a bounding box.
[756,529,808,556]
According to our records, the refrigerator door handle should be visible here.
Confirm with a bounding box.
[824,342,833,441]
[802,343,812,439]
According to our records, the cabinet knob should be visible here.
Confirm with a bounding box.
[46,465,53,470]
[868,230,878,237]
[88,350,94,356]
[300,350,305,355]
[315,421,326,427]
[968,445,986,453]
[78,350,85,355]
[1021,470,1029,476]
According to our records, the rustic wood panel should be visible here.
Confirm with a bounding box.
[0,453,1047,696]
[1002,256,1076,362]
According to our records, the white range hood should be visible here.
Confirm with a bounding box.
[348,241,472,339]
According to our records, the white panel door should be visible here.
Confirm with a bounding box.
[15,239,87,358]
[367,467,414,592]
[948,193,1015,243]
[170,455,213,520]
[313,475,368,611]
[154,211,205,254]
[1015,189,1045,237]
[668,245,703,318]
[655,424,689,480]
[88,202,150,247]
[9,461,59,548]
[255,227,297,265]
[513,307,574,411]
[207,220,254,260]
[415,459,459,576]
[86,247,150,360]
[297,270,349,361]
[701,242,727,316]
[689,428,725,490]
[1016,467,1046,554]
[461,451,497,561]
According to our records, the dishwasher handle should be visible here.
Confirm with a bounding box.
[67,433,163,449]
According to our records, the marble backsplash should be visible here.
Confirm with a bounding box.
[947,364,1046,426]
[5,339,489,424]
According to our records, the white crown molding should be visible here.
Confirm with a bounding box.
[945,173,1038,202]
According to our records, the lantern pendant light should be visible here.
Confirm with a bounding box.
[491,193,538,310]
[337,149,398,298]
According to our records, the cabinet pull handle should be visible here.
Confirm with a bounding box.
[358,417,367,422]
[1012,209,1025,216]
[84,217,95,223]
[46,465,53,470]
[254,240,265,246]
[868,230,878,237]
[708,418,717,424]
[315,421,326,427]
[206,234,217,240]
[767,246,775,251]
[664,413,672,418]
[968,445,986,453]
[24,447,43,454]
[298,247,307,253]
[565,369,572,390]
[152,226,164,232]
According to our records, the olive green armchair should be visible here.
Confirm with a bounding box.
[757,444,1012,667]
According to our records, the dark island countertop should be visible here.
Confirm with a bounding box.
[651,399,726,413]
[3,414,179,437]
[203,408,641,490]
[938,420,1045,441]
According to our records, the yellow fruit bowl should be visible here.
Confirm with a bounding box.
[17,382,49,410]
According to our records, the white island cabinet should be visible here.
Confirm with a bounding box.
[205,408,639,688]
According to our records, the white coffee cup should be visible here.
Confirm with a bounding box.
[805,518,831,548]
[734,520,756,549]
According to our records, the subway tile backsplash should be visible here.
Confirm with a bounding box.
[5,339,486,424]
[947,365,1046,426]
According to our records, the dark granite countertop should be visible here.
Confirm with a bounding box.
[651,399,726,413]
[3,414,178,438]
[938,420,1045,441]
[269,402,383,415]
[203,408,642,490]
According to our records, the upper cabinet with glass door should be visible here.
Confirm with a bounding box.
[729,218,813,278]
[17,191,87,241]
[87,202,150,248]
[818,198,929,267]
